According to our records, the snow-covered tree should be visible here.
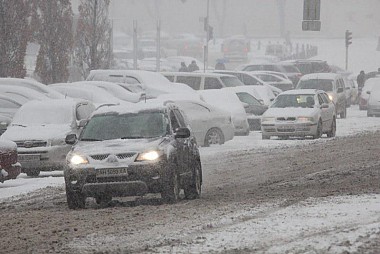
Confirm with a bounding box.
[75,0,112,79]
[0,0,30,78]
[33,0,73,84]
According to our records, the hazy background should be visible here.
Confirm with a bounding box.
[72,0,380,38]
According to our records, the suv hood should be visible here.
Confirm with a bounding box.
[73,137,165,155]
[2,124,72,141]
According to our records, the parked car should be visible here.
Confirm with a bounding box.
[0,85,49,104]
[225,87,268,130]
[165,33,203,58]
[0,139,21,182]
[367,86,380,117]
[281,60,330,75]
[0,78,64,99]
[87,69,196,99]
[221,35,250,62]
[359,78,380,110]
[167,100,235,146]
[236,63,302,85]
[2,99,95,176]
[161,72,244,90]
[251,72,294,91]
[261,89,336,139]
[198,89,250,135]
[296,73,347,118]
[63,102,202,209]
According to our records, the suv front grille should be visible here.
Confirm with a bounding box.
[90,153,136,161]
[277,117,296,121]
[15,140,47,148]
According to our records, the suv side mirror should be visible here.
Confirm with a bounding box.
[174,127,191,139]
[337,87,344,93]
[65,134,77,145]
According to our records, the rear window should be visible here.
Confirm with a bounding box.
[220,76,244,87]
[297,79,333,92]
[177,76,201,90]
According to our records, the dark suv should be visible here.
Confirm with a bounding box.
[63,103,202,209]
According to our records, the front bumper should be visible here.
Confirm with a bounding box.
[17,145,71,171]
[0,163,21,182]
[261,122,317,137]
[367,105,380,116]
[64,159,169,198]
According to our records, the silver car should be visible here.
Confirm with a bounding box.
[261,89,336,139]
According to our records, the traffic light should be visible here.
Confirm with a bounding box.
[345,30,352,47]
[207,25,213,41]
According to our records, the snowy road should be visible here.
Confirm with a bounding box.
[1,105,380,254]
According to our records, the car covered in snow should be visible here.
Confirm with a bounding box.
[359,77,380,110]
[0,139,21,182]
[63,102,202,209]
[261,89,336,139]
[1,99,95,176]
[366,85,380,117]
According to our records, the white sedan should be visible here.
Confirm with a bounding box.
[261,89,336,139]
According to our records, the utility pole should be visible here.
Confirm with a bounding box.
[345,30,352,70]
[203,0,210,73]
[156,19,161,72]
[133,20,138,70]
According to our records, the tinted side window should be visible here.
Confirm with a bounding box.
[204,77,223,89]
[177,76,201,90]
[173,109,186,127]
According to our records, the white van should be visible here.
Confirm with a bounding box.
[161,72,244,90]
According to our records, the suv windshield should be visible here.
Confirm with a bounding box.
[220,76,244,87]
[297,79,333,92]
[81,112,167,140]
[272,94,315,108]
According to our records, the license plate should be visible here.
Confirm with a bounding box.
[96,168,128,177]
[18,154,40,162]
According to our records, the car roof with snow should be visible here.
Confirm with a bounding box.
[300,73,341,80]
[161,71,237,78]
[87,69,170,85]
[280,89,321,95]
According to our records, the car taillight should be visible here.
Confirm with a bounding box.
[224,48,229,53]
[184,44,188,50]
[244,47,248,52]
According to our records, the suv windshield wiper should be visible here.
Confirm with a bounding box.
[121,136,145,139]
[80,138,103,141]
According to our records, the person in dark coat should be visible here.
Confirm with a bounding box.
[188,60,200,72]
[357,70,366,90]
[179,62,188,72]
[215,60,226,70]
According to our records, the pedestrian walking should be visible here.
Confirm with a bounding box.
[188,60,200,72]
[179,62,188,72]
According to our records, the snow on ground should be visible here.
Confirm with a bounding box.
[156,194,380,253]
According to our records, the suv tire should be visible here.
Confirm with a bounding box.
[66,187,85,209]
[313,120,323,139]
[161,164,180,204]
[184,161,202,200]
[327,117,336,138]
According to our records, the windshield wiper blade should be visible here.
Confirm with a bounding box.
[121,136,145,139]
[80,138,103,141]
[12,124,26,127]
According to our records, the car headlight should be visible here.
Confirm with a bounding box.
[262,117,275,122]
[136,150,162,161]
[67,153,88,165]
[298,117,314,123]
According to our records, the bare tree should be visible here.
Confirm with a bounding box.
[0,0,30,78]
[32,0,73,84]
[75,0,112,79]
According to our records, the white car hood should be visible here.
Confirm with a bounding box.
[2,124,73,141]
[263,107,318,118]
[73,137,164,155]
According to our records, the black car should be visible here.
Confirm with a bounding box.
[63,103,202,209]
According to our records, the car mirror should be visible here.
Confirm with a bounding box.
[337,87,344,93]
[65,134,77,145]
[321,104,329,109]
[174,127,191,139]
[78,119,88,128]
[367,91,371,95]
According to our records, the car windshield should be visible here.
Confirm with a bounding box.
[80,112,167,141]
[297,79,334,92]
[220,76,244,87]
[271,94,315,108]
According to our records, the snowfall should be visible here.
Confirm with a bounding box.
[1,37,380,253]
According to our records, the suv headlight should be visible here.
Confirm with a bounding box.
[67,152,88,165]
[135,150,162,161]
[298,117,314,123]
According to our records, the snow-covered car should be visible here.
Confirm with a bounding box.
[250,71,294,91]
[367,86,380,117]
[49,83,124,108]
[0,85,50,104]
[0,115,12,136]
[0,78,64,99]
[296,73,347,118]
[0,139,21,182]
[2,99,95,176]
[225,87,268,130]
[63,102,202,209]
[170,100,235,146]
[198,89,250,136]
[0,94,23,119]
[261,89,336,140]
[359,78,380,110]
[86,69,196,99]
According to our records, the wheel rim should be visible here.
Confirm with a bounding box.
[206,130,221,145]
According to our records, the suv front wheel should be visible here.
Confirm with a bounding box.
[161,163,180,204]
[184,160,202,199]
[66,186,86,209]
